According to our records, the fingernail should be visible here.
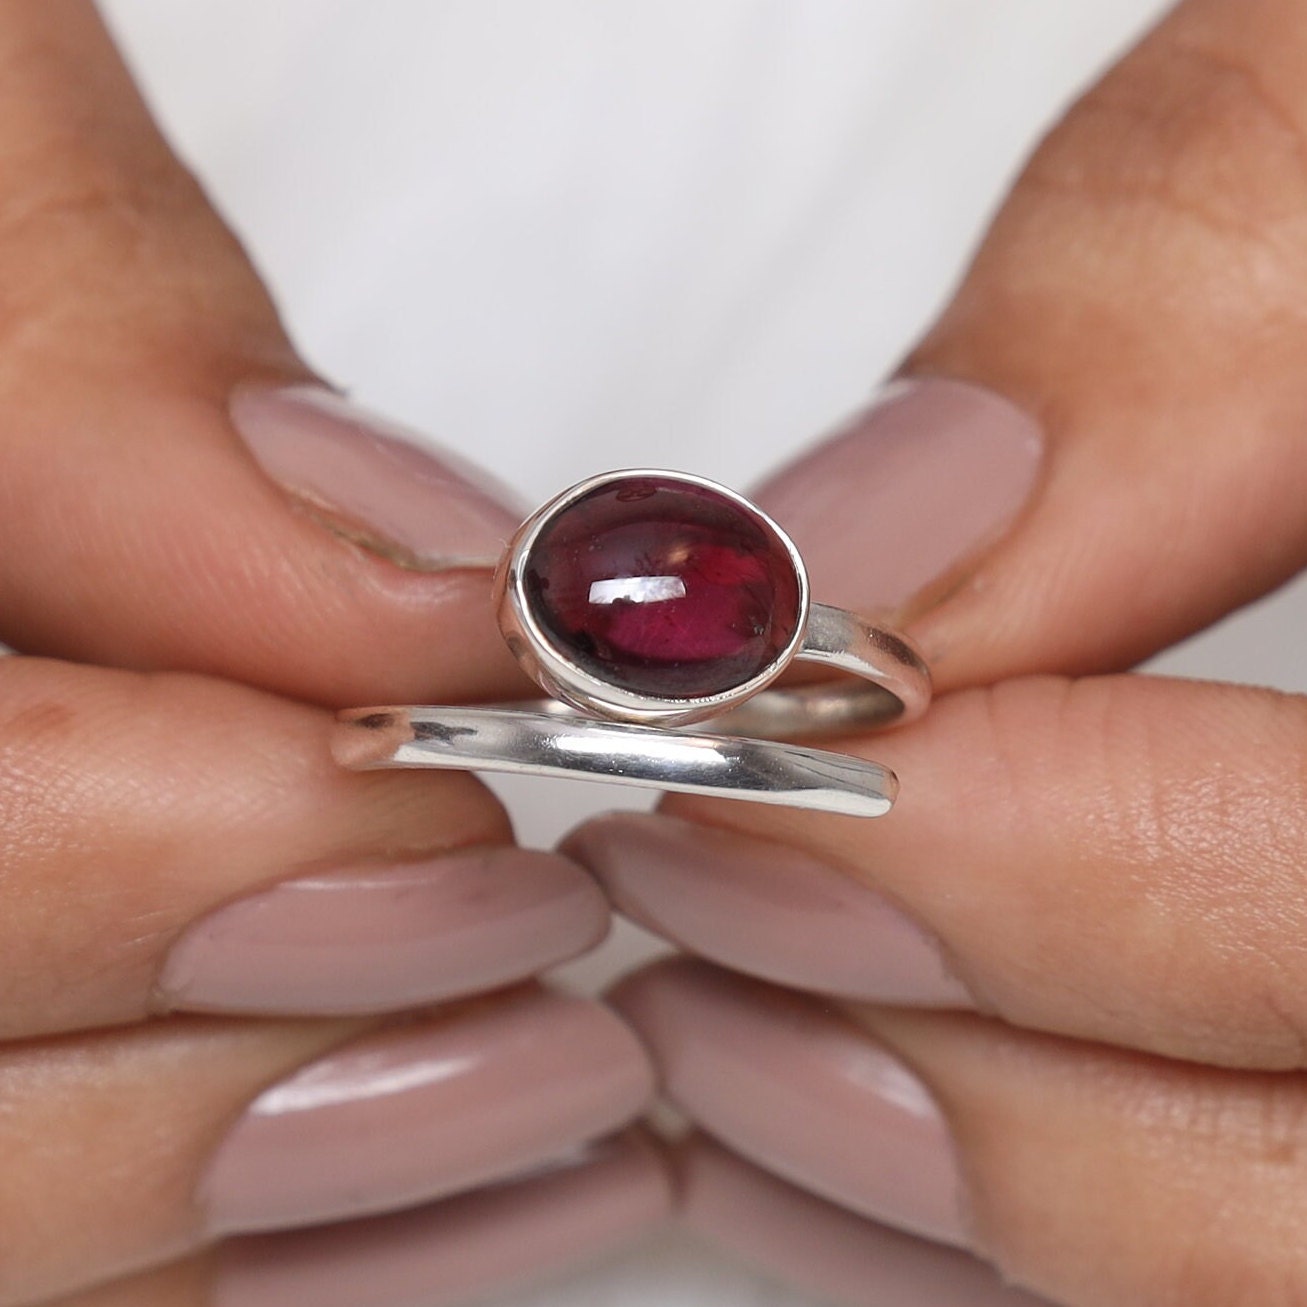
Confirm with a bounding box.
[216,1131,672,1307]
[752,378,1042,615]
[157,849,610,1016]
[199,988,655,1235]
[231,385,523,569]
[612,959,967,1247]
[679,1136,1044,1307]
[564,813,971,1007]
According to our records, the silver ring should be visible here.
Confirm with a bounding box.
[334,469,931,817]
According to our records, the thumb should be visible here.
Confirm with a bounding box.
[0,1,523,705]
[754,0,1307,691]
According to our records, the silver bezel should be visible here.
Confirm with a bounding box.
[494,468,811,727]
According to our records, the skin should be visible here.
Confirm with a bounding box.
[582,0,1307,1302]
[0,4,637,1305]
[8,2,1307,1306]
[0,5,522,703]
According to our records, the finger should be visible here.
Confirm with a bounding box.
[750,0,1307,691]
[0,655,608,1038]
[0,2,525,705]
[570,673,1307,1068]
[678,1135,1051,1307]
[611,960,967,1249]
[47,1131,670,1307]
[616,958,1307,1307]
[0,987,652,1306]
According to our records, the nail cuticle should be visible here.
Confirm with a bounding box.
[282,488,502,572]
[230,384,523,572]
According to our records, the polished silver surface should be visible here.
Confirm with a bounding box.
[339,469,931,817]
[716,602,931,738]
[335,707,896,818]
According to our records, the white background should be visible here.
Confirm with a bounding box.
[98,3,1307,1304]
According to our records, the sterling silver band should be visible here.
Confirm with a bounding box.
[334,706,898,818]
[709,602,929,738]
[335,469,932,817]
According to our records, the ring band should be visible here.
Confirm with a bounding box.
[335,469,931,817]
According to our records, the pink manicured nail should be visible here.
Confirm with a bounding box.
[752,378,1042,614]
[612,958,967,1247]
[157,849,609,1016]
[216,1131,672,1307]
[199,988,654,1236]
[231,385,523,569]
[680,1136,1048,1307]
[564,813,970,1007]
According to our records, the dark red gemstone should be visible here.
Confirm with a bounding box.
[523,475,802,699]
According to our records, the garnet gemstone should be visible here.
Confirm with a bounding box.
[523,475,803,699]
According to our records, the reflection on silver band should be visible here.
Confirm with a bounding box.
[335,706,898,819]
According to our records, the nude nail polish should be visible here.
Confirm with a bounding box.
[680,1136,1047,1306]
[612,958,968,1247]
[199,988,655,1235]
[157,849,609,1016]
[752,378,1042,615]
[231,385,524,569]
[216,1131,672,1307]
[564,813,970,1007]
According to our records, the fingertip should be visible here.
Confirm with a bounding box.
[751,378,1044,624]
[0,376,529,705]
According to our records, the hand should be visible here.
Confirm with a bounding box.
[567,1,1307,1301]
[0,6,662,1305]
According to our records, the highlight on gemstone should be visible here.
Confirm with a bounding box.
[521,474,803,699]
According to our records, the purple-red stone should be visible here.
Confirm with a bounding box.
[523,475,802,699]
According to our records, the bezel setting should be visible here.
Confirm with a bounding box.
[493,468,812,728]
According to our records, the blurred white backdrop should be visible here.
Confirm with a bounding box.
[97,3,1307,1303]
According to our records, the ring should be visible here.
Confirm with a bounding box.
[334,469,931,817]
